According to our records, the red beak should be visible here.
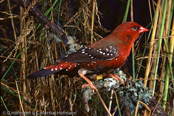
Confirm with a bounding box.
[139,26,149,33]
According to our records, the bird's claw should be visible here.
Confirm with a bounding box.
[82,83,97,92]
[107,73,125,87]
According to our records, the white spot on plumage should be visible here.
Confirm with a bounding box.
[110,50,112,52]
[51,68,53,71]
[107,53,110,56]
[87,64,89,66]
[99,49,102,50]
[111,54,113,56]
[55,67,58,70]
[82,51,85,53]
[91,57,93,58]
[89,54,91,56]
[116,58,117,60]
[100,51,103,54]
[60,67,62,70]
[66,69,68,71]
[97,50,99,52]
[103,53,105,55]
[110,46,112,49]
[106,48,109,51]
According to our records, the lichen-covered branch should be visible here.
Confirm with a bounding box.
[82,69,168,115]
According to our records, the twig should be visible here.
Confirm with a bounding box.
[95,89,112,116]
[15,80,25,116]
[91,0,96,44]
[135,101,151,116]
[108,89,114,114]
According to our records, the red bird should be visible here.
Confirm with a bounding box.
[27,22,148,90]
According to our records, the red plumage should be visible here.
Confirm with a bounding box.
[27,22,148,90]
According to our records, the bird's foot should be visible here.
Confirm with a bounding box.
[78,69,98,92]
[126,76,132,85]
[81,83,96,94]
[106,73,125,86]
[81,80,97,92]
[82,84,93,89]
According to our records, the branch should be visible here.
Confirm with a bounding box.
[12,0,69,45]
[82,69,168,115]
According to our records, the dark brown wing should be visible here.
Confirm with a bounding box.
[60,44,118,63]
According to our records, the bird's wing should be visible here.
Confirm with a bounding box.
[60,43,118,63]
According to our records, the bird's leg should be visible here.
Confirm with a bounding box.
[78,69,98,91]
[107,73,125,86]
[79,69,112,115]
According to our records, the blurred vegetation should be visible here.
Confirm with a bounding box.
[0,0,174,115]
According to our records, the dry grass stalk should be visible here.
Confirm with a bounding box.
[144,0,161,87]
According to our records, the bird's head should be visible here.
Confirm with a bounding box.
[111,22,149,45]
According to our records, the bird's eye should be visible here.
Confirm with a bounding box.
[131,26,139,31]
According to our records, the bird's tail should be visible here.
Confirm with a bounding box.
[26,68,58,79]
[27,62,76,79]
